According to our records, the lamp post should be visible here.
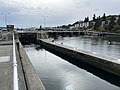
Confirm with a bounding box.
[42,16,48,29]
[1,13,10,26]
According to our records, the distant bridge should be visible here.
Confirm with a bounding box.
[17,30,120,36]
[17,30,120,44]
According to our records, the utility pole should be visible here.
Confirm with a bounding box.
[42,16,48,29]
[1,13,10,27]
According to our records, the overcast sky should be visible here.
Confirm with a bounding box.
[0,0,120,28]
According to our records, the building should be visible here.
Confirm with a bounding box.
[69,25,75,29]
[80,22,89,28]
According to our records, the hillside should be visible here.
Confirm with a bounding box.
[92,15,120,33]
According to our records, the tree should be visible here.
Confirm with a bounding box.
[87,17,89,22]
[117,15,120,26]
[98,16,101,19]
[108,16,116,31]
[61,25,69,29]
[93,14,96,21]
[74,21,79,24]
[102,13,106,21]
[93,19,102,30]
[84,17,87,22]
[96,17,99,20]
[68,24,72,27]
[39,25,42,29]
[84,17,89,22]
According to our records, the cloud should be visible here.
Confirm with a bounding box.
[94,9,100,12]
[0,0,120,27]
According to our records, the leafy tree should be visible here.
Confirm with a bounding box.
[68,24,71,26]
[108,16,116,31]
[61,25,69,29]
[93,19,102,30]
[74,21,79,24]
[96,17,100,20]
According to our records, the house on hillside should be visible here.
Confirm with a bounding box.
[101,15,119,27]
[74,23,79,29]
[89,21,95,26]
[73,21,90,30]
[115,16,119,23]
[69,24,75,29]
[80,22,89,28]
[74,21,79,29]
[101,20,111,27]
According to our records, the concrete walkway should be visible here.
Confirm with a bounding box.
[0,45,13,90]
[0,40,45,90]
[0,43,26,90]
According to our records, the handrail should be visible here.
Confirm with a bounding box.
[13,32,19,90]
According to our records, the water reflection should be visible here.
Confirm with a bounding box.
[55,36,120,59]
[44,45,120,87]
[35,45,44,51]
[24,36,120,90]
[25,46,120,90]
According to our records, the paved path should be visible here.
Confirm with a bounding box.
[0,41,12,45]
[0,44,26,90]
[0,45,13,90]
[0,41,45,90]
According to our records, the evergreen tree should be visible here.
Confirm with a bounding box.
[93,14,96,21]
[87,17,89,22]
[102,13,106,21]
[96,17,99,20]
[98,16,101,19]
[84,17,87,22]
[117,15,120,26]
[39,25,42,28]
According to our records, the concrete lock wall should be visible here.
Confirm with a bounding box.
[16,41,46,90]
[38,39,120,77]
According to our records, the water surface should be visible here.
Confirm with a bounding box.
[25,36,120,90]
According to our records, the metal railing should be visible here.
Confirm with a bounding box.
[13,32,19,90]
